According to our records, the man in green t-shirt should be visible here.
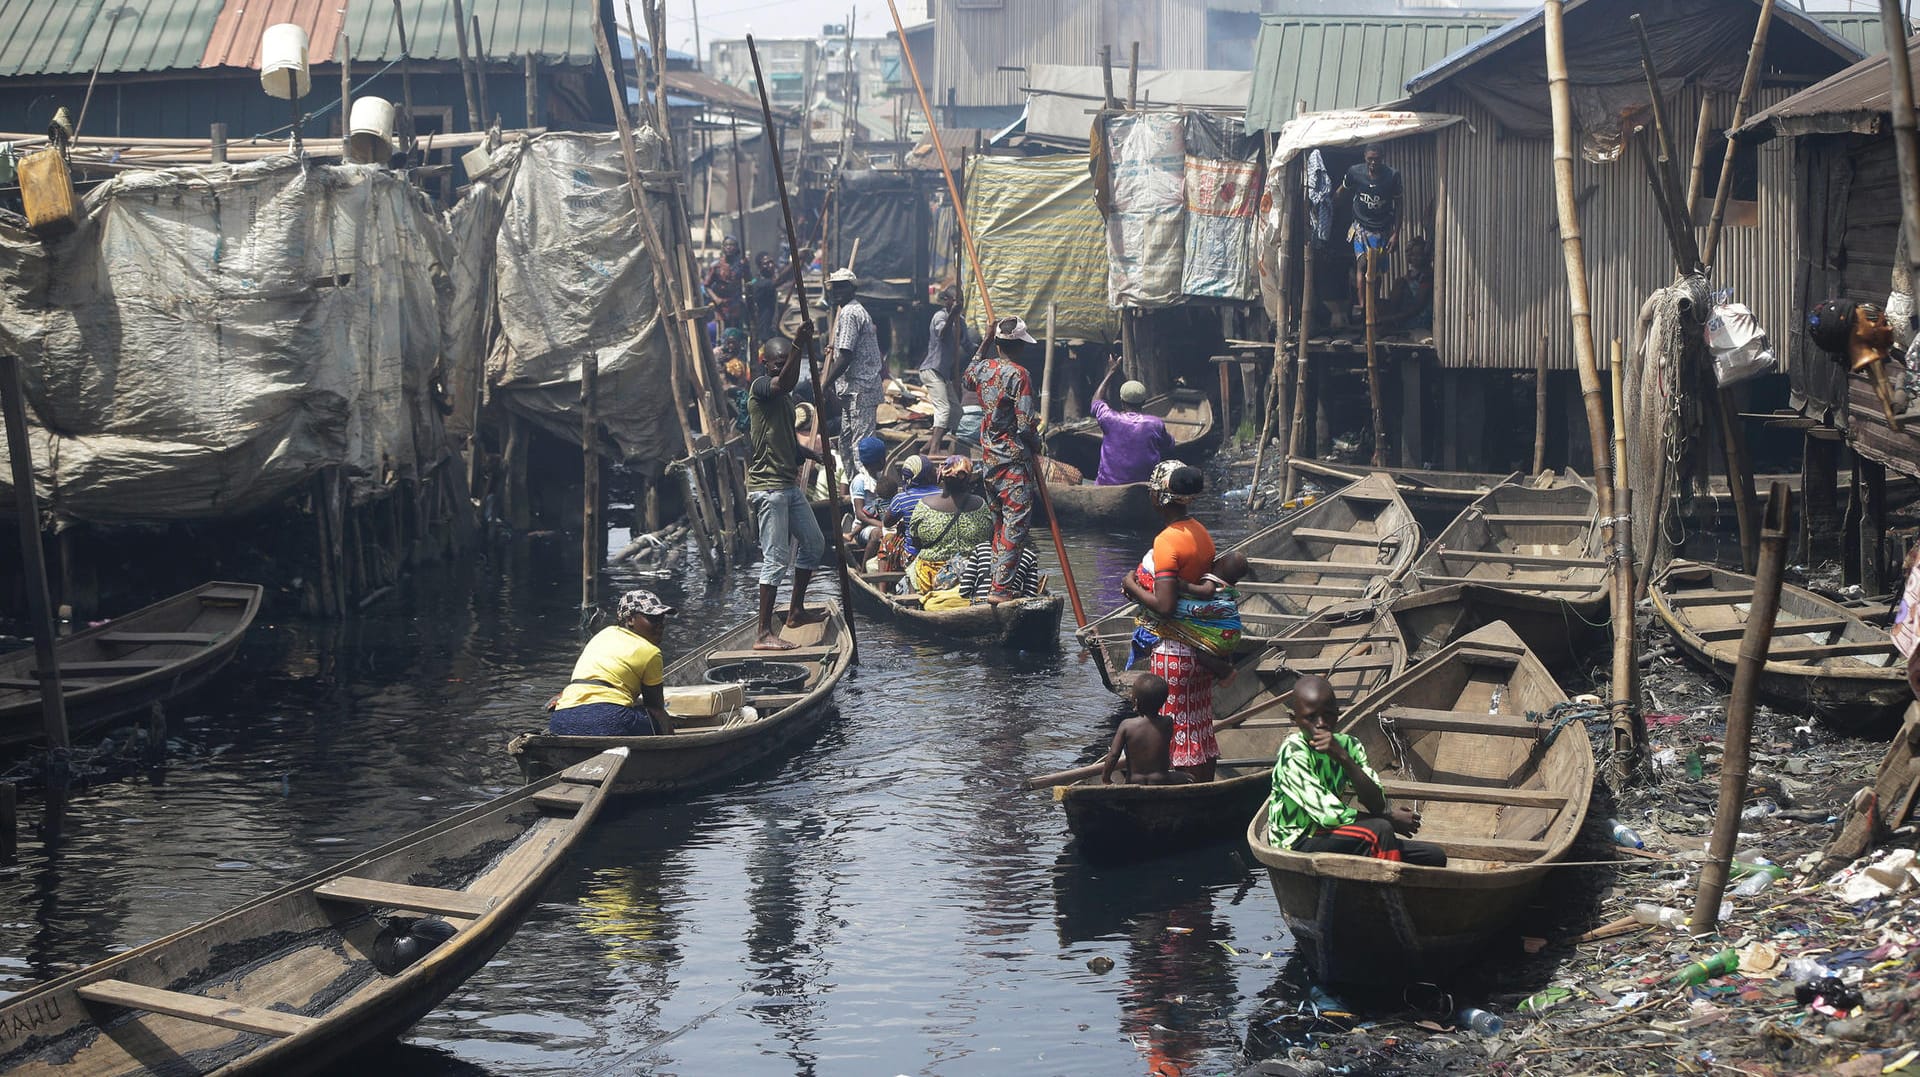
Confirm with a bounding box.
[1266,675,1446,865]
[747,322,828,651]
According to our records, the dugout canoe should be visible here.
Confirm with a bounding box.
[1288,459,1589,537]
[1404,478,1608,664]
[1038,479,1155,531]
[0,747,628,1076]
[1246,621,1592,987]
[1080,472,1421,714]
[1652,560,1907,734]
[846,568,1063,650]
[1043,390,1218,477]
[509,602,854,794]
[0,582,262,749]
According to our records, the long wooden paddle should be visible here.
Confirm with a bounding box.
[747,36,858,665]
[883,0,1086,629]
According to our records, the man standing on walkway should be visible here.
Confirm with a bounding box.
[965,316,1042,605]
[746,322,827,651]
[1334,143,1402,319]
[823,268,888,466]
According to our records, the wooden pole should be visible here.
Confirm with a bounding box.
[1611,338,1628,486]
[450,0,482,131]
[729,112,750,258]
[748,35,859,663]
[1,355,69,838]
[1039,302,1058,426]
[1101,46,1116,109]
[1364,248,1386,466]
[1883,0,1920,289]
[525,54,538,127]
[1532,333,1549,475]
[1702,0,1776,267]
[1127,42,1140,109]
[1684,95,1713,221]
[581,355,601,615]
[388,0,417,154]
[0,782,14,864]
[1692,482,1790,930]
[1546,0,1640,774]
[1251,154,1296,512]
[883,0,1087,628]
[210,122,228,163]
[471,15,492,128]
[1283,237,1315,500]
[337,31,352,161]
[1631,16,1702,270]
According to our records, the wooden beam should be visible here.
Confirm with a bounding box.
[1277,655,1397,673]
[1383,780,1568,809]
[1694,617,1846,642]
[1665,588,1755,608]
[1421,835,1552,862]
[1481,513,1593,526]
[1380,707,1543,738]
[1416,575,1602,592]
[1247,558,1397,576]
[97,632,220,645]
[1768,639,1897,661]
[1292,527,1401,547]
[314,877,494,919]
[76,980,319,1038]
[1234,580,1369,597]
[531,785,592,811]
[709,645,835,662]
[1431,549,1606,568]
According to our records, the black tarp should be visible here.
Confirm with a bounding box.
[832,170,928,304]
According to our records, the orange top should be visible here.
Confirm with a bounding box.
[1150,519,1216,586]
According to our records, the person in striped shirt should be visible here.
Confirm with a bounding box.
[1267,675,1446,865]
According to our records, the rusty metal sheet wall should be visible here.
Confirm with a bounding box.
[1428,84,1797,371]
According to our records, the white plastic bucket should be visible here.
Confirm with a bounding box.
[260,24,310,100]
[347,96,395,163]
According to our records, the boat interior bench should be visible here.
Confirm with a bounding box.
[76,978,320,1037]
[708,645,835,662]
[1694,617,1847,642]
[98,631,223,645]
[314,876,495,919]
[1377,707,1543,738]
[1383,779,1567,809]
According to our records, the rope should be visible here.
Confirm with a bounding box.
[1525,699,1610,750]
[245,57,406,142]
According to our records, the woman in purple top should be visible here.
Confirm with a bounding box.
[1089,356,1176,486]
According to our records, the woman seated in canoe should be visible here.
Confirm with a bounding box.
[956,540,1040,601]
[546,590,677,737]
[898,455,995,594]
[878,454,942,571]
[1267,675,1445,865]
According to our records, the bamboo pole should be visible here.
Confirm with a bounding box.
[1101,46,1116,109]
[1364,248,1386,466]
[1611,339,1628,485]
[338,32,351,161]
[1684,96,1713,221]
[1631,14,1701,270]
[525,55,538,127]
[1039,302,1058,426]
[471,15,491,127]
[1692,482,1790,930]
[1533,333,1549,475]
[884,0,1088,628]
[1702,0,1776,267]
[1883,0,1920,290]
[450,0,482,132]
[1546,0,1641,774]
[1283,238,1316,500]
[748,35,859,663]
[388,0,416,153]
[729,112,750,260]
[1128,42,1140,109]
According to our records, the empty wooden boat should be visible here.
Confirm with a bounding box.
[1080,472,1420,714]
[1405,478,1608,664]
[847,568,1063,650]
[1246,621,1592,987]
[1289,458,1532,536]
[0,582,263,749]
[0,747,629,1076]
[1043,389,1217,477]
[1037,479,1156,531]
[510,602,854,794]
[1653,560,1907,733]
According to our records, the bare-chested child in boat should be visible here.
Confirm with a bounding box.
[1099,673,1195,785]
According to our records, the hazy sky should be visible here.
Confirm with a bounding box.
[655,1,905,57]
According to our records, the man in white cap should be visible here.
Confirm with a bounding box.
[821,267,888,466]
[964,314,1042,604]
[1089,355,1175,486]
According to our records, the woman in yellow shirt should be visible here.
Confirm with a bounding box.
[548,590,677,736]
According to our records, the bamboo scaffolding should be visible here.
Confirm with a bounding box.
[1702,0,1776,267]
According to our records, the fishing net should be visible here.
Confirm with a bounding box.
[1624,273,1712,585]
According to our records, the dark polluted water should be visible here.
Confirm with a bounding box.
[0,508,1315,1076]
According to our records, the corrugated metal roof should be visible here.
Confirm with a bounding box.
[343,0,603,65]
[1739,29,1920,142]
[0,0,226,76]
[1244,15,1508,133]
[202,0,346,68]
[1816,13,1895,58]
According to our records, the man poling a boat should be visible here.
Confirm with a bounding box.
[547,590,678,737]
[965,315,1042,605]
[1266,675,1446,866]
[824,268,889,466]
[1089,355,1174,486]
[747,324,830,651]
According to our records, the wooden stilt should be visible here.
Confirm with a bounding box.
[1399,356,1423,468]
[503,413,530,531]
[1861,455,1888,594]
[0,355,68,839]
[449,0,482,132]
[1282,238,1314,500]
[581,355,600,615]
[1532,333,1549,475]
[1364,249,1386,466]
[1801,432,1841,564]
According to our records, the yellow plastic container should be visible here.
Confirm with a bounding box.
[18,148,77,236]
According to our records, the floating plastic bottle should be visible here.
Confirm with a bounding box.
[1456,1007,1503,1035]
[1667,949,1739,986]
[1732,864,1787,896]
[1633,903,1687,928]
[1608,819,1645,849]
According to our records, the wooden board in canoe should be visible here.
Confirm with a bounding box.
[0,747,628,1076]
[1246,621,1592,987]
[1043,390,1217,477]
[0,582,263,749]
[509,602,854,794]
[1037,479,1155,531]
[1080,472,1421,713]
[847,569,1064,650]
[1056,719,1292,860]
[1653,560,1908,734]
[1404,479,1608,663]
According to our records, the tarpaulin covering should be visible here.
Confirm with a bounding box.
[1180,112,1262,301]
[961,154,1118,343]
[487,131,680,464]
[1271,110,1464,166]
[0,157,453,523]
[1104,112,1187,308]
[443,147,519,440]
[831,169,925,303]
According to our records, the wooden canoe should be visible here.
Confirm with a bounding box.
[1037,479,1155,531]
[1653,560,1908,733]
[1246,621,1592,987]
[1043,389,1217,477]
[847,568,1064,650]
[508,602,854,794]
[1080,472,1421,714]
[0,582,263,749]
[0,747,629,1076]
[1404,478,1609,664]
[1056,719,1292,860]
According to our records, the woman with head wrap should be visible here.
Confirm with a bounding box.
[1119,462,1230,782]
[876,454,941,570]
[846,435,891,564]
[548,589,678,736]
[899,455,995,594]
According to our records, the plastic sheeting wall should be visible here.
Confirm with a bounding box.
[0,158,453,523]
[962,154,1119,344]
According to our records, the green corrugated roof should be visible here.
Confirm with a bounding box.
[0,0,225,77]
[1817,13,1893,58]
[346,0,601,65]
[1244,15,1511,133]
